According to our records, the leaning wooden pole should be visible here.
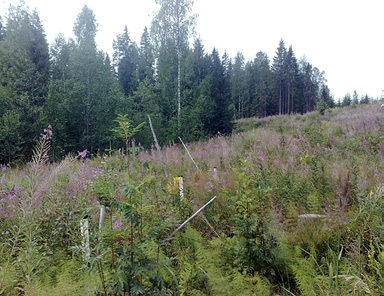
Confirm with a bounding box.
[178,137,199,170]
[147,115,168,178]
[165,196,217,241]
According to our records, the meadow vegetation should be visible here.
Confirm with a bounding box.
[0,103,383,295]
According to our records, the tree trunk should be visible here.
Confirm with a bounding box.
[177,51,181,134]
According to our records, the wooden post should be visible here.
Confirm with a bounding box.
[165,196,217,241]
[148,115,168,178]
[179,137,199,170]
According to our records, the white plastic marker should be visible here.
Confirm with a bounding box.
[179,175,184,201]
[99,205,106,229]
[80,215,90,261]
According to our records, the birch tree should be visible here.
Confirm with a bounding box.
[151,0,197,133]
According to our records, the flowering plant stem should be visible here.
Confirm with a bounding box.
[0,226,21,293]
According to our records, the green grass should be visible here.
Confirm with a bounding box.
[0,102,383,295]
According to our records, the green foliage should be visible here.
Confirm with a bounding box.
[111,114,145,155]
[222,159,273,276]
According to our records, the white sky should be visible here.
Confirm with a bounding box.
[1,0,383,100]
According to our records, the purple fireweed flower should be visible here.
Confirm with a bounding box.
[2,167,6,172]
[1,179,6,185]
[3,213,9,218]
[221,179,227,185]
[113,220,123,229]
[206,182,212,189]
[363,138,369,144]
[378,151,384,156]
[273,160,279,166]
[41,127,52,141]
[325,147,331,152]
[1,231,9,235]
[333,163,339,167]
[374,173,380,177]
[359,146,363,151]
[297,127,302,132]
[78,150,87,159]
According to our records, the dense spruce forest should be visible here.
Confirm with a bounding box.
[1,2,373,165]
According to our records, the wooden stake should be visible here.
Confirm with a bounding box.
[179,137,199,170]
[165,196,217,241]
[148,115,168,178]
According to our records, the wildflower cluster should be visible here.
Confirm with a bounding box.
[41,126,52,141]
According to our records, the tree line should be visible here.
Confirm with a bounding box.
[0,2,372,164]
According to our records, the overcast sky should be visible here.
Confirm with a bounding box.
[1,0,383,100]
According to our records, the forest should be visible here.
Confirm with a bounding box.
[0,2,373,165]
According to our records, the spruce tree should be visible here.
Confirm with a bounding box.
[272,39,287,115]
[138,27,154,82]
[0,4,50,162]
[231,52,246,119]
[113,26,139,96]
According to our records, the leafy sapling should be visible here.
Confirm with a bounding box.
[111,114,145,157]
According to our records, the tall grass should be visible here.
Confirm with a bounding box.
[0,102,383,295]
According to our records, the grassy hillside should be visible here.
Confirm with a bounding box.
[0,103,383,295]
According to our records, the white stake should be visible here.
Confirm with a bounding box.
[80,216,90,261]
[99,205,106,229]
[179,175,184,201]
